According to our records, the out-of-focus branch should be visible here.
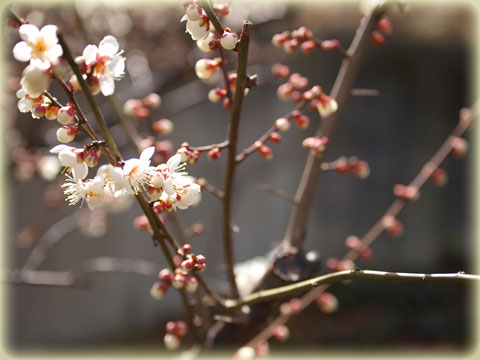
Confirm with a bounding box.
[242,101,478,349]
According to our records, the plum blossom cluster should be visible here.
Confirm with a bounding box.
[273,65,338,118]
[321,156,371,179]
[53,146,201,211]
[163,321,188,350]
[150,244,206,301]
[271,26,315,55]
[182,0,235,51]
[13,23,63,98]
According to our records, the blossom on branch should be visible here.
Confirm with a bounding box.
[13,24,62,65]
[81,35,125,96]
[50,144,89,180]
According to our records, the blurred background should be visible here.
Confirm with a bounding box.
[1,0,475,355]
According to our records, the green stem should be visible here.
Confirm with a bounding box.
[225,270,480,309]
[199,0,224,34]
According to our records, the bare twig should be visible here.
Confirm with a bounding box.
[235,100,307,164]
[257,184,296,204]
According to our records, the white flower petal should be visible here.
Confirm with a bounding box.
[167,154,181,171]
[186,19,208,41]
[140,146,155,162]
[83,44,98,64]
[47,44,63,61]
[99,35,119,57]
[17,98,32,113]
[108,54,125,78]
[58,150,78,167]
[39,25,58,46]
[16,89,26,99]
[72,163,89,180]
[50,144,72,153]
[13,41,32,62]
[19,24,39,43]
[99,75,115,96]
[164,180,175,196]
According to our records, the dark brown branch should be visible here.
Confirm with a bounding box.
[350,88,380,96]
[222,21,251,298]
[257,184,296,204]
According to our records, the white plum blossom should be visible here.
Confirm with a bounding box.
[13,24,62,65]
[50,145,89,180]
[20,59,51,98]
[123,146,155,194]
[82,36,125,96]
[183,15,210,41]
[97,164,128,196]
[16,89,50,118]
[151,153,186,197]
[62,176,105,210]
[197,32,216,52]
[317,95,338,118]
[176,180,201,210]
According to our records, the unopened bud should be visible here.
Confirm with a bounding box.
[57,106,75,125]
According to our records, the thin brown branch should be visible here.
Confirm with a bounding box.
[235,100,307,164]
[197,177,225,199]
[350,88,380,96]
[188,140,229,152]
[257,184,296,204]
[222,21,251,298]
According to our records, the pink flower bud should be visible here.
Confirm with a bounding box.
[451,137,468,158]
[208,87,227,103]
[378,16,392,35]
[371,31,385,47]
[321,39,340,51]
[300,40,316,55]
[172,273,186,289]
[152,118,174,135]
[57,105,75,125]
[275,117,291,132]
[277,83,293,100]
[259,145,273,161]
[283,39,298,54]
[271,32,289,47]
[143,93,162,108]
[164,333,181,350]
[32,104,46,118]
[326,257,339,271]
[295,114,310,130]
[345,235,362,250]
[382,215,404,237]
[159,268,173,284]
[288,73,309,90]
[181,259,195,272]
[271,64,290,78]
[220,28,238,50]
[150,281,168,300]
[207,147,221,161]
[337,259,355,271]
[273,325,290,342]
[185,276,198,292]
[195,58,220,80]
[213,2,230,16]
[56,125,78,144]
[336,157,351,174]
[186,3,202,21]
[269,132,281,144]
[84,148,100,167]
[430,168,448,187]
[123,98,142,117]
[353,160,370,179]
[316,292,338,314]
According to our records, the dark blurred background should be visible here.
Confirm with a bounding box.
[1,0,475,355]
